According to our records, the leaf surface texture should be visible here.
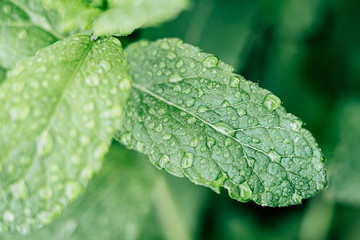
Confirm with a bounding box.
[0,34,131,233]
[116,38,327,207]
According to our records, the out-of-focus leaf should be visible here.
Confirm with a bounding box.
[328,102,360,206]
[0,34,131,233]
[1,144,157,240]
[0,0,58,69]
[10,0,100,36]
[142,0,260,68]
[0,67,6,83]
[93,0,189,36]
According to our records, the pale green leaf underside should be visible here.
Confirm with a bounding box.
[0,144,156,240]
[0,34,131,233]
[0,0,57,69]
[93,0,189,36]
[116,38,327,207]
[8,0,100,36]
[329,102,360,206]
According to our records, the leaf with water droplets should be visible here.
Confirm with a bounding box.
[0,0,58,69]
[0,34,131,233]
[93,0,189,36]
[328,102,360,206]
[115,38,327,207]
[0,144,156,240]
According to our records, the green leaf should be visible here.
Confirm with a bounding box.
[115,38,327,207]
[8,0,100,36]
[328,102,360,206]
[93,0,189,36]
[0,34,132,233]
[0,144,157,240]
[0,0,58,69]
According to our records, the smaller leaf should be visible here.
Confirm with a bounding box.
[93,0,189,36]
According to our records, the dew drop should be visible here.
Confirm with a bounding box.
[202,56,219,68]
[181,153,193,168]
[85,76,99,86]
[160,42,170,50]
[3,211,14,222]
[197,106,209,113]
[121,133,132,146]
[207,136,215,149]
[187,116,196,124]
[214,122,235,136]
[229,76,240,88]
[189,138,198,147]
[9,104,30,120]
[99,60,111,71]
[237,109,246,117]
[185,98,195,107]
[39,133,54,156]
[268,150,281,162]
[252,137,260,143]
[290,119,302,132]
[159,154,170,169]
[39,186,53,200]
[173,85,182,92]
[135,141,145,152]
[239,182,252,202]
[119,78,131,91]
[155,124,163,133]
[167,52,177,60]
[10,180,28,200]
[169,74,182,83]
[65,181,82,200]
[224,138,232,147]
[81,167,94,181]
[94,142,108,159]
[163,134,172,140]
[292,193,302,204]
[176,60,184,68]
[263,94,281,111]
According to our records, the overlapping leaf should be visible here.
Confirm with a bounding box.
[93,0,189,36]
[0,34,131,233]
[116,38,327,207]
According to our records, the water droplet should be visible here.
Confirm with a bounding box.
[214,122,235,136]
[252,137,260,143]
[202,56,218,68]
[94,142,108,159]
[159,154,170,169]
[263,94,281,111]
[100,60,111,71]
[190,138,198,147]
[9,104,30,120]
[65,181,82,200]
[229,76,240,87]
[237,109,246,117]
[197,106,209,113]
[207,136,215,149]
[185,98,195,107]
[181,153,193,168]
[3,211,14,222]
[167,52,177,60]
[160,42,170,50]
[85,76,99,86]
[169,74,182,83]
[173,85,181,92]
[121,133,132,146]
[187,116,196,124]
[149,122,155,129]
[39,133,54,156]
[136,141,145,152]
[176,60,184,68]
[10,180,28,200]
[290,119,302,132]
[81,166,94,180]
[119,77,131,91]
[239,182,252,202]
[158,108,167,115]
[268,150,281,162]
[163,134,172,140]
[292,193,302,204]
[224,138,232,147]
[155,124,163,132]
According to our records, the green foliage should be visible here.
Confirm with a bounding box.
[1,0,347,238]
[0,34,131,233]
[115,38,326,207]
[93,0,189,36]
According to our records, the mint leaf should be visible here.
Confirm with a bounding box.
[8,0,100,36]
[93,0,189,36]
[0,0,58,69]
[328,102,360,206]
[0,144,156,240]
[0,34,131,233]
[116,38,327,207]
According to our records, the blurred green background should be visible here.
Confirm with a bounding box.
[4,0,360,239]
